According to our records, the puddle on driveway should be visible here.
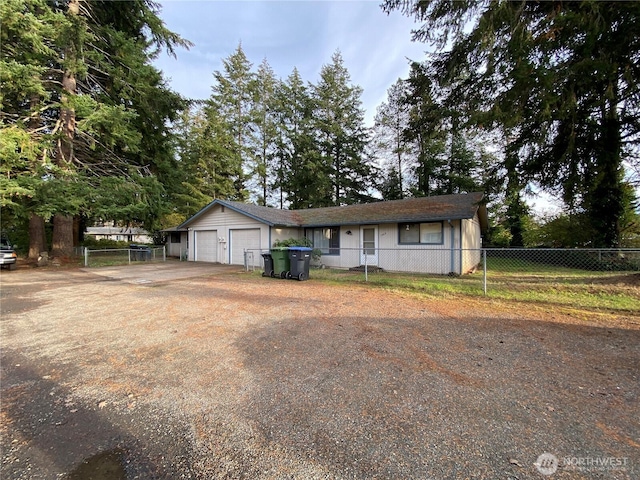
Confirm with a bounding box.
[66,449,126,480]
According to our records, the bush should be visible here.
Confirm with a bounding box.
[273,237,322,262]
[273,237,312,248]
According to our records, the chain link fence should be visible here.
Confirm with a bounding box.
[247,247,640,296]
[83,246,166,267]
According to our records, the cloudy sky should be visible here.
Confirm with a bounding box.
[153,0,428,125]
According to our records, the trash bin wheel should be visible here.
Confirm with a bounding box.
[262,270,274,277]
[286,271,292,280]
[269,270,275,278]
[280,271,288,279]
[298,272,306,281]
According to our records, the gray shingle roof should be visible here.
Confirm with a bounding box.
[180,193,486,230]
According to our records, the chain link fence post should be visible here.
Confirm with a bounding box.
[483,249,487,296]
[364,248,368,282]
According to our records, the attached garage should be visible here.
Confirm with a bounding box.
[230,228,261,265]
[194,230,218,263]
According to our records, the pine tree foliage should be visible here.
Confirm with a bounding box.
[191,48,375,210]
[208,44,254,201]
[383,0,640,247]
[272,68,328,209]
[311,51,373,205]
[252,59,279,206]
[1,0,190,255]
[372,79,413,199]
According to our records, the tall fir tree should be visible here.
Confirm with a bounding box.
[0,0,189,257]
[372,79,413,199]
[208,44,255,201]
[312,51,373,205]
[252,59,279,206]
[273,68,328,209]
[383,0,640,247]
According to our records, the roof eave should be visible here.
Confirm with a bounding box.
[300,214,477,228]
[178,199,277,229]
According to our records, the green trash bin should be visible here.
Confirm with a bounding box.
[270,247,290,279]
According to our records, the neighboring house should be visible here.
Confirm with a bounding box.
[85,226,152,244]
[175,192,488,275]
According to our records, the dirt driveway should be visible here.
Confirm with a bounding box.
[1,265,638,479]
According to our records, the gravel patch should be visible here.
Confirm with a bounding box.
[1,267,638,479]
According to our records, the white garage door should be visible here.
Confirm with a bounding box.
[230,228,261,265]
[195,230,217,262]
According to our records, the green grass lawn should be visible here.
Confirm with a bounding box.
[302,261,640,316]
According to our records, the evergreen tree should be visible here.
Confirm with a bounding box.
[0,0,189,257]
[252,59,279,206]
[402,61,447,197]
[383,0,640,247]
[172,104,241,216]
[372,79,413,199]
[312,51,373,205]
[209,44,255,201]
[379,165,404,201]
[273,68,328,209]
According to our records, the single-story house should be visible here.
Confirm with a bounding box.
[173,192,488,275]
[85,226,152,244]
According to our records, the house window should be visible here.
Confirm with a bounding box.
[170,232,181,243]
[305,227,340,255]
[399,222,443,244]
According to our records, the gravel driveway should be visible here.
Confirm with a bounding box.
[1,265,638,479]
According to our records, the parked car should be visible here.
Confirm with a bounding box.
[0,237,17,270]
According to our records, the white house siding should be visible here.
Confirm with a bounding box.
[186,204,269,264]
[167,232,187,258]
[316,226,359,269]
[373,221,460,274]
[316,222,470,274]
[167,241,178,257]
[270,227,303,246]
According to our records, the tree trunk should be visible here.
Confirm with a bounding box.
[73,215,82,246]
[51,0,79,257]
[28,213,47,260]
[51,215,74,257]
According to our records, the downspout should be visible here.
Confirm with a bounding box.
[459,220,463,275]
[448,220,455,274]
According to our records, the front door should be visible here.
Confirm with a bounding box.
[360,225,378,265]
